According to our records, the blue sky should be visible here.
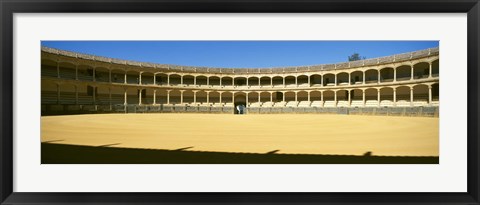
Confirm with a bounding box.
[41,41,438,68]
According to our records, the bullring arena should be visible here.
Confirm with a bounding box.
[41,46,439,163]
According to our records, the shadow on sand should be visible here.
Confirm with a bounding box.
[41,143,439,164]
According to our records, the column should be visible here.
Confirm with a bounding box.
[282,92,285,102]
[206,91,210,104]
[93,68,96,82]
[75,86,78,105]
[295,92,298,102]
[282,77,286,88]
[180,90,184,104]
[334,74,337,86]
[246,93,249,107]
[377,89,380,107]
[270,92,273,102]
[139,72,142,85]
[193,91,197,104]
[258,78,260,87]
[377,70,381,83]
[428,85,432,105]
[246,78,249,87]
[153,74,156,85]
[232,78,235,87]
[348,73,351,85]
[219,92,222,104]
[334,91,337,107]
[410,87,414,106]
[220,78,222,87]
[93,87,96,105]
[167,90,171,104]
[75,64,78,80]
[180,75,183,86]
[56,63,60,78]
[270,77,273,88]
[348,90,351,106]
[138,89,142,105]
[124,89,127,105]
[362,71,365,84]
[393,68,397,82]
[429,63,432,78]
[194,76,197,86]
[410,66,414,80]
[167,75,170,86]
[308,76,311,87]
[109,87,112,107]
[124,71,127,84]
[362,90,365,107]
[232,93,235,106]
[393,88,396,107]
[153,90,156,105]
[295,76,298,87]
[258,93,261,104]
[307,91,310,102]
[321,91,324,107]
[109,70,112,83]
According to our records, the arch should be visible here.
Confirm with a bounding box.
[310,91,322,107]
[396,86,411,107]
[284,91,295,102]
[297,91,308,101]
[125,70,139,84]
[364,69,378,84]
[432,59,439,77]
[234,92,247,114]
[259,92,271,103]
[364,88,378,107]
[58,61,76,80]
[155,89,168,104]
[169,90,181,104]
[350,71,363,85]
[110,69,125,83]
[77,64,94,81]
[380,67,394,82]
[396,65,411,81]
[196,90,208,104]
[95,67,110,82]
[323,74,335,86]
[379,87,394,107]
[41,59,58,77]
[77,84,94,105]
[209,91,221,106]
[350,88,363,107]
[141,72,155,85]
[125,87,140,105]
[336,72,349,85]
[196,75,208,87]
[183,75,195,86]
[297,75,309,86]
[260,76,271,87]
[209,76,221,87]
[413,62,429,79]
[221,76,233,87]
[323,90,335,107]
[96,86,110,105]
[144,88,155,104]
[310,74,322,86]
[272,76,283,87]
[58,83,76,104]
[248,77,259,86]
[110,86,124,105]
[432,83,439,102]
[221,91,233,104]
[234,77,247,87]
[284,76,295,87]
[413,84,429,106]
[183,90,194,104]
[155,73,168,85]
[169,74,182,85]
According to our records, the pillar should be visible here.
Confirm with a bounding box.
[334,91,337,107]
[295,76,298,87]
[283,77,286,88]
[321,91,324,107]
[393,88,396,107]
[295,92,298,102]
[246,93,249,107]
[270,92,273,102]
[377,89,380,107]
[232,78,234,87]
[246,78,249,87]
[206,92,210,104]
[411,66,414,80]
[180,90,184,104]
[124,72,127,84]
[139,72,142,85]
[75,64,78,80]
[92,87,96,105]
[93,68,96,82]
[362,90,365,107]
[393,68,397,82]
[167,90,171,104]
[307,92,310,102]
[334,74,337,85]
[270,77,273,88]
[109,70,112,83]
[138,89,142,105]
[220,78,222,87]
[167,75,170,86]
[124,89,127,105]
[348,90,351,106]
[219,92,222,104]
[429,63,433,78]
[377,70,381,83]
[410,87,414,106]
[153,74,156,85]
[232,93,235,105]
[362,71,365,84]
[180,75,183,86]
[348,73,351,85]
[153,90,156,105]
[308,76,311,87]
[428,85,432,105]
[282,92,285,102]
[258,93,261,104]
[193,91,197,104]
[194,76,197,86]
[109,87,112,107]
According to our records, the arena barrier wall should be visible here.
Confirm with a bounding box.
[41,104,439,117]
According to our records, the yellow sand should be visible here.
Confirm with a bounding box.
[41,114,439,156]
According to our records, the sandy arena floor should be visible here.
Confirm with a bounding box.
[41,114,439,156]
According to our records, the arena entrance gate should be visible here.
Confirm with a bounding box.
[234,93,247,114]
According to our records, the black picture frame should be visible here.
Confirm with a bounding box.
[1,0,479,204]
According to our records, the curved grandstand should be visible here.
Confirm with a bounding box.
[41,46,439,116]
